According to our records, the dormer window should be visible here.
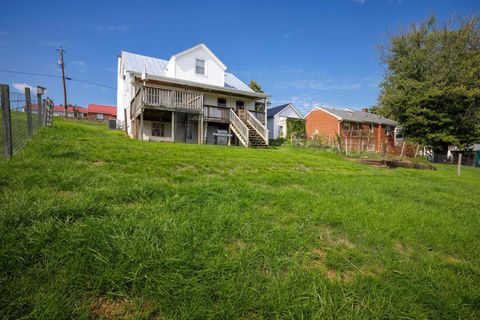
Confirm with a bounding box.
[195,59,205,75]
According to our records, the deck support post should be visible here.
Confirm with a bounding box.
[171,111,175,142]
[140,109,144,141]
[204,121,208,144]
[198,114,204,144]
[228,125,231,146]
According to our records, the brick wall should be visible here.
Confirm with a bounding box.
[305,109,339,140]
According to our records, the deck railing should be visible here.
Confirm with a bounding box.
[204,105,229,122]
[246,110,268,143]
[131,86,203,117]
[249,110,266,124]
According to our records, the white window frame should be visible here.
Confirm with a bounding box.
[195,59,205,75]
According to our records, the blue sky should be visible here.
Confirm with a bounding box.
[0,0,478,114]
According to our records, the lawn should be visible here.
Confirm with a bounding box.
[1,120,479,319]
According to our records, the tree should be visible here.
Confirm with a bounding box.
[378,15,480,153]
[249,80,271,110]
[248,80,264,93]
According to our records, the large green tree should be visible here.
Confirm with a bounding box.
[378,15,480,152]
[248,80,264,93]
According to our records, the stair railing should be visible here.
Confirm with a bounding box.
[246,110,268,143]
[229,109,249,146]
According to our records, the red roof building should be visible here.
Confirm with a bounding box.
[28,103,87,117]
[86,104,117,121]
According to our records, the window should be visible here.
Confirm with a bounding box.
[152,122,165,137]
[218,98,226,108]
[96,113,104,120]
[236,100,244,107]
[384,126,392,136]
[195,59,205,75]
[342,122,350,131]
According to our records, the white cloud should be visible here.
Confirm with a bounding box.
[12,83,35,93]
[72,60,87,72]
[353,0,366,4]
[282,28,306,39]
[96,24,129,32]
[39,40,70,48]
[288,79,362,91]
[73,60,86,67]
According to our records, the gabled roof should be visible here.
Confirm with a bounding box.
[87,104,117,116]
[267,103,304,118]
[307,107,397,126]
[121,51,255,94]
[171,43,227,70]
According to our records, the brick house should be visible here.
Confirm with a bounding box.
[86,104,117,121]
[305,107,397,152]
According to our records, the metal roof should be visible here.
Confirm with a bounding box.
[319,107,397,126]
[121,51,254,94]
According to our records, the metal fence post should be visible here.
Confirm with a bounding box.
[25,87,33,137]
[1,84,13,158]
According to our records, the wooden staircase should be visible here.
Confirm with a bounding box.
[229,109,268,147]
[245,122,267,147]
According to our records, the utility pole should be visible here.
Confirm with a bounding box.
[58,47,67,118]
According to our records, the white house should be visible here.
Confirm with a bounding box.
[267,103,304,139]
[117,44,268,147]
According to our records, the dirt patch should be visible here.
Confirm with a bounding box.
[90,297,158,319]
[308,226,384,283]
[444,255,464,264]
[225,239,247,256]
[91,297,132,319]
[317,226,354,249]
[394,241,413,256]
[351,158,436,170]
[296,163,312,172]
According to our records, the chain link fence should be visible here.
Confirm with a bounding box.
[1,84,52,159]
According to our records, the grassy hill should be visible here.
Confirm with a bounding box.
[1,120,479,319]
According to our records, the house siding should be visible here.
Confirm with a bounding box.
[305,109,339,139]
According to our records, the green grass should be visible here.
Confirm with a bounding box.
[1,120,479,319]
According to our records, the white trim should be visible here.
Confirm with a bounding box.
[172,43,227,70]
[268,103,304,119]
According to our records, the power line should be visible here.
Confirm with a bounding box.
[69,78,116,89]
[0,69,62,78]
[0,69,115,89]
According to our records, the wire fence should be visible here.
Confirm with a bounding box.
[1,84,52,159]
